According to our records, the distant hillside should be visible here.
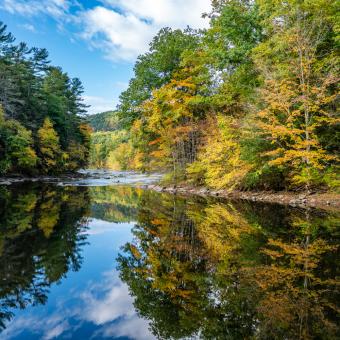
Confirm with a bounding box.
[87,111,120,132]
[88,110,129,170]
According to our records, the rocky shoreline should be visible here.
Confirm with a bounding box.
[146,184,340,211]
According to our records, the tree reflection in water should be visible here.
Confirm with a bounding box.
[118,190,339,340]
[0,184,90,330]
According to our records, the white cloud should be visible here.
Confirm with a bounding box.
[80,276,135,324]
[1,271,154,340]
[0,0,211,61]
[2,0,211,62]
[1,314,70,340]
[80,6,155,62]
[80,272,154,340]
[95,314,154,340]
[42,321,70,340]
[20,23,36,32]
[0,0,73,18]
[83,95,114,115]
[80,0,211,61]
[1,0,212,111]
[103,0,211,27]
[85,219,134,236]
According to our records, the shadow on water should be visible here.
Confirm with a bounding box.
[0,183,339,339]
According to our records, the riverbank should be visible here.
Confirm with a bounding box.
[146,184,340,211]
[1,172,339,211]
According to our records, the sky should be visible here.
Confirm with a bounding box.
[0,0,211,114]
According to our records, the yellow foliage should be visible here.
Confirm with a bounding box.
[136,53,208,173]
[254,23,339,188]
[187,115,251,189]
[37,118,61,172]
[37,202,59,238]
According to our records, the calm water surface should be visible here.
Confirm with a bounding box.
[0,173,339,339]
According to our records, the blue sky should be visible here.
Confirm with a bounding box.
[0,0,211,114]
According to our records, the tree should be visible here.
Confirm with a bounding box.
[0,184,90,329]
[117,188,339,339]
[0,106,37,174]
[118,27,200,128]
[138,48,212,177]
[254,0,339,189]
[37,117,61,173]
[187,115,251,189]
[87,0,339,192]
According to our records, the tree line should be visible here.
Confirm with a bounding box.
[96,0,339,191]
[0,23,91,176]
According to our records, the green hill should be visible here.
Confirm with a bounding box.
[87,111,120,132]
[87,111,129,169]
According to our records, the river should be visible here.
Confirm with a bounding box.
[0,171,339,339]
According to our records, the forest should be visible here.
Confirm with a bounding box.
[90,0,339,192]
[0,23,91,175]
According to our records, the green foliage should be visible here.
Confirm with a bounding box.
[0,22,90,175]
[118,27,200,128]
[0,107,37,174]
[87,111,136,170]
[89,130,131,170]
[87,111,119,132]
[187,115,251,190]
[0,183,338,335]
[252,0,339,189]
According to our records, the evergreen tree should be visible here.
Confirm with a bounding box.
[0,22,90,175]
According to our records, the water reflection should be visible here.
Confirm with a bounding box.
[0,184,155,339]
[90,186,141,223]
[0,184,90,330]
[117,191,340,340]
[0,184,339,339]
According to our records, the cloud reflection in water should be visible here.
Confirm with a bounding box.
[1,214,154,340]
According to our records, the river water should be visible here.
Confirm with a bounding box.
[0,171,339,339]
